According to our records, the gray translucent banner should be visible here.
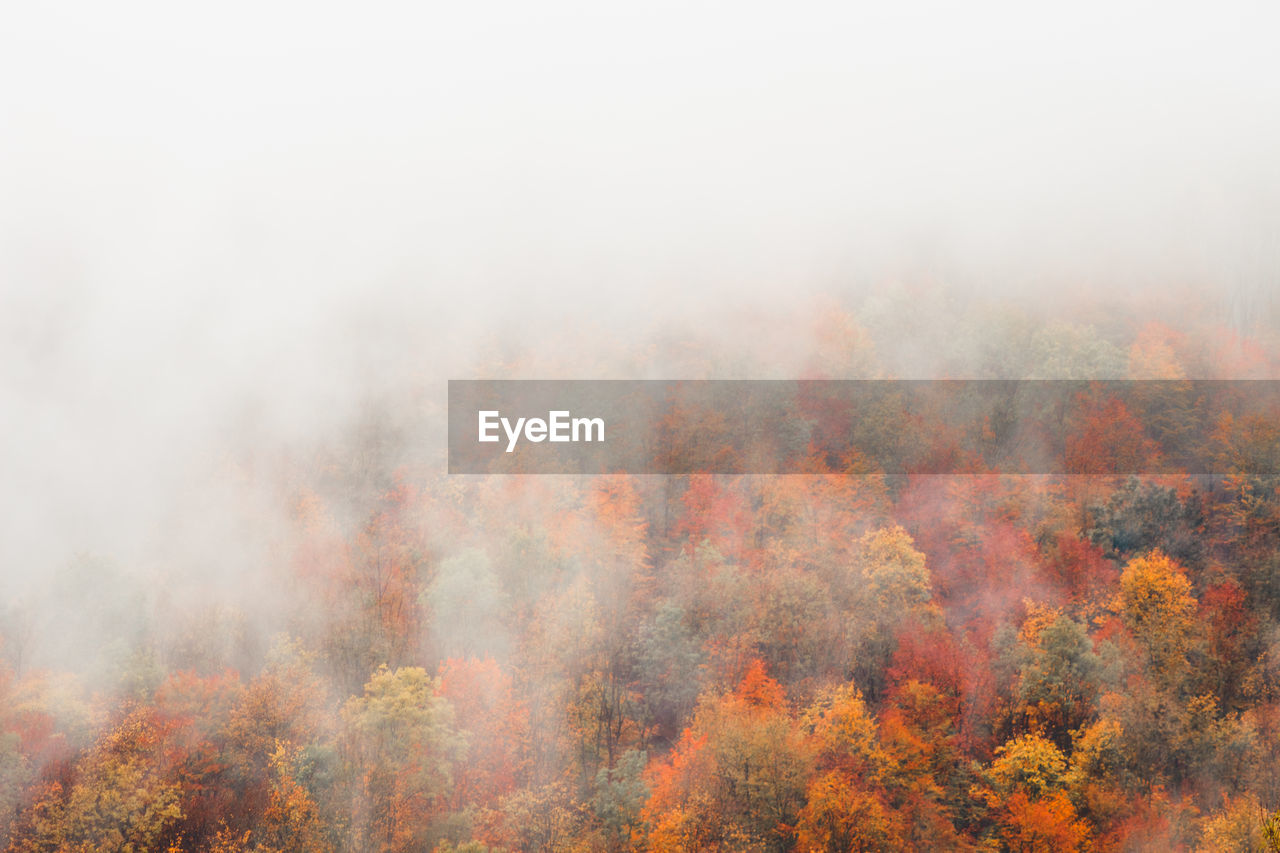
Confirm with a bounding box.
[448,380,1280,475]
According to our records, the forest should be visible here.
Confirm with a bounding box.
[4,289,1280,852]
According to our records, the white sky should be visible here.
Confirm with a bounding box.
[1,1,1278,590]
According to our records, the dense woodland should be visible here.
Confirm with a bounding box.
[5,290,1280,851]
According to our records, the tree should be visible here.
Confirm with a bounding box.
[1013,614,1106,748]
[978,734,1090,852]
[0,728,31,850]
[1028,323,1125,379]
[876,680,974,848]
[1064,394,1160,477]
[1211,412,1280,568]
[485,782,578,853]
[794,772,900,853]
[985,734,1069,800]
[6,707,183,853]
[998,791,1091,853]
[252,743,335,853]
[341,666,465,853]
[1116,551,1197,684]
[643,662,811,852]
[633,602,706,747]
[1200,794,1270,852]
[1087,477,1205,568]
[591,748,649,852]
[848,527,936,698]
[801,684,887,781]
[423,551,507,661]
[436,657,528,813]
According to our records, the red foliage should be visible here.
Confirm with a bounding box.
[673,474,750,560]
[1064,393,1160,476]
[436,657,529,809]
[734,659,787,712]
[1042,530,1117,602]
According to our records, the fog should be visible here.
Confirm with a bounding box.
[1,1,1278,646]
[5,6,1280,850]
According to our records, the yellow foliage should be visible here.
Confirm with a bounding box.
[801,684,890,783]
[986,734,1069,801]
[795,772,900,852]
[1199,793,1268,853]
[1018,600,1063,646]
[1117,550,1197,677]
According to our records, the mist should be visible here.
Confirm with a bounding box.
[2,3,1280,850]
[3,1,1276,581]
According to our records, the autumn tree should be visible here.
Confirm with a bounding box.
[795,685,903,852]
[794,772,901,853]
[1064,393,1160,477]
[1087,477,1205,568]
[1010,613,1108,748]
[846,527,936,699]
[341,666,465,853]
[977,734,1090,852]
[6,707,183,853]
[590,748,649,852]
[435,657,529,814]
[644,661,812,852]
[1116,550,1198,685]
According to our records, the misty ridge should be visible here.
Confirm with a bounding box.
[3,2,1280,851]
[4,285,1280,850]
